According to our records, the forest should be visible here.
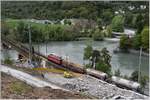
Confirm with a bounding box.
[2,1,149,28]
[1,1,149,51]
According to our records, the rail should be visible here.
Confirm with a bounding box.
[1,36,85,73]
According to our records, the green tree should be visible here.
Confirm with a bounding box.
[95,48,111,75]
[125,11,134,28]
[4,57,13,65]
[16,21,28,42]
[95,61,111,74]
[130,70,138,82]
[92,28,104,41]
[106,25,112,37]
[141,26,149,51]
[114,69,121,76]
[1,21,10,36]
[96,18,103,30]
[83,45,93,60]
[91,50,100,68]
[64,19,71,25]
[136,14,144,34]
[140,76,147,88]
[119,35,130,51]
[102,9,114,25]
[111,15,124,32]
[130,70,148,89]
[132,34,141,50]
[101,48,111,67]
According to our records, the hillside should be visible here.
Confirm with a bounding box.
[1,1,149,28]
[1,72,89,99]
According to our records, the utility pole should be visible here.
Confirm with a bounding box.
[46,41,47,56]
[138,47,142,83]
[28,24,32,64]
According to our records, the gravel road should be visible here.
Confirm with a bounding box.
[44,73,148,99]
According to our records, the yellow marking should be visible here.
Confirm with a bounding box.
[32,67,83,77]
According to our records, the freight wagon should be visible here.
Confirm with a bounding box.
[86,68,108,80]
[47,54,140,91]
[111,76,140,91]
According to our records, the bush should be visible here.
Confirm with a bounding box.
[95,60,111,75]
[119,35,130,51]
[130,70,148,88]
[83,45,93,60]
[4,57,13,65]
[114,69,121,76]
[141,26,149,51]
[140,76,147,88]
[92,28,104,41]
[130,70,138,82]
[85,64,92,68]
[106,25,112,37]
[132,34,141,50]
[111,15,124,32]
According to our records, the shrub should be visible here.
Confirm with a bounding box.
[92,28,104,41]
[95,60,111,75]
[130,70,148,88]
[106,25,112,37]
[132,34,141,50]
[141,26,149,51]
[10,81,32,95]
[85,64,92,68]
[111,15,124,32]
[114,69,121,76]
[130,70,138,82]
[4,57,13,65]
[83,45,93,60]
[119,35,130,51]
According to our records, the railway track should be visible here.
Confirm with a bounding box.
[1,36,85,73]
[2,36,146,94]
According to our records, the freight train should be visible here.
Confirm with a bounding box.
[47,54,85,73]
[47,54,141,91]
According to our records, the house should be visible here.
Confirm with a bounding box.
[112,28,136,38]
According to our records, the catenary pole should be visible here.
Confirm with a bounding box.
[138,47,142,83]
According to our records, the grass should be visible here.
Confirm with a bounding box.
[4,57,13,65]
[5,19,69,30]
[10,81,32,95]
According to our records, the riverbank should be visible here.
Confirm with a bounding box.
[2,41,149,77]
[114,48,149,57]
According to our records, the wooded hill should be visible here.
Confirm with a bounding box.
[1,1,149,28]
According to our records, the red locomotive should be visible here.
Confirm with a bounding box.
[47,54,62,65]
[47,54,86,73]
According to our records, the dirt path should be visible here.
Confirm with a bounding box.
[1,65,67,89]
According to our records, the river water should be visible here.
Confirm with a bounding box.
[1,41,149,77]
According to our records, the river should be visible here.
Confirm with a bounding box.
[1,41,149,77]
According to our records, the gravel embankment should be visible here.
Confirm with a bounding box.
[1,72,90,99]
[44,73,149,99]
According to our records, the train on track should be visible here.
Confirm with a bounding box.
[47,54,141,91]
[2,37,141,91]
[48,54,85,73]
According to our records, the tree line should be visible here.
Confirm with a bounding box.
[119,26,149,52]
[2,1,149,29]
